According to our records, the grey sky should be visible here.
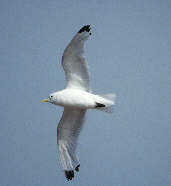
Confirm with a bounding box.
[0,0,170,185]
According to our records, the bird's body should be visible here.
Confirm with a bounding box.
[49,89,114,109]
[41,25,116,181]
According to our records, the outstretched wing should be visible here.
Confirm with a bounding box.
[62,25,91,92]
[57,107,86,180]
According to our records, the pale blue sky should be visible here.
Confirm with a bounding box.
[0,0,170,186]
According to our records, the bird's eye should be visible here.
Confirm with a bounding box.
[50,95,53,98]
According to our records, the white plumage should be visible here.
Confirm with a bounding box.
[62,27,90,92]
[41,25,116,181]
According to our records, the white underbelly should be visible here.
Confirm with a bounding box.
[53,89,95,109]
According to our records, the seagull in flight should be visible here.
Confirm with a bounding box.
[41,25,116,181]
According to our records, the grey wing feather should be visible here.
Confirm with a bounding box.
[57,107,86,172]
[62,25,91,92]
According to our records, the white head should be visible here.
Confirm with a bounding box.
[41,93,56,104]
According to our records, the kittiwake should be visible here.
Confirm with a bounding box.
[41,25,116,181]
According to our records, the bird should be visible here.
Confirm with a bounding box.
[41,25,116,181]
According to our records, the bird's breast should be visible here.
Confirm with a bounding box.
[53,89,95,109]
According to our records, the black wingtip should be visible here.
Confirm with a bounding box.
[75,164,80,172]
[95,102,106,108]
[78,25,91,33]
[65,170,74,181]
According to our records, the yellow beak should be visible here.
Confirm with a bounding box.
[41,99,49,103]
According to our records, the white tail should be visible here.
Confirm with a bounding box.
[96,93,116,113]
[100,93,116,103]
